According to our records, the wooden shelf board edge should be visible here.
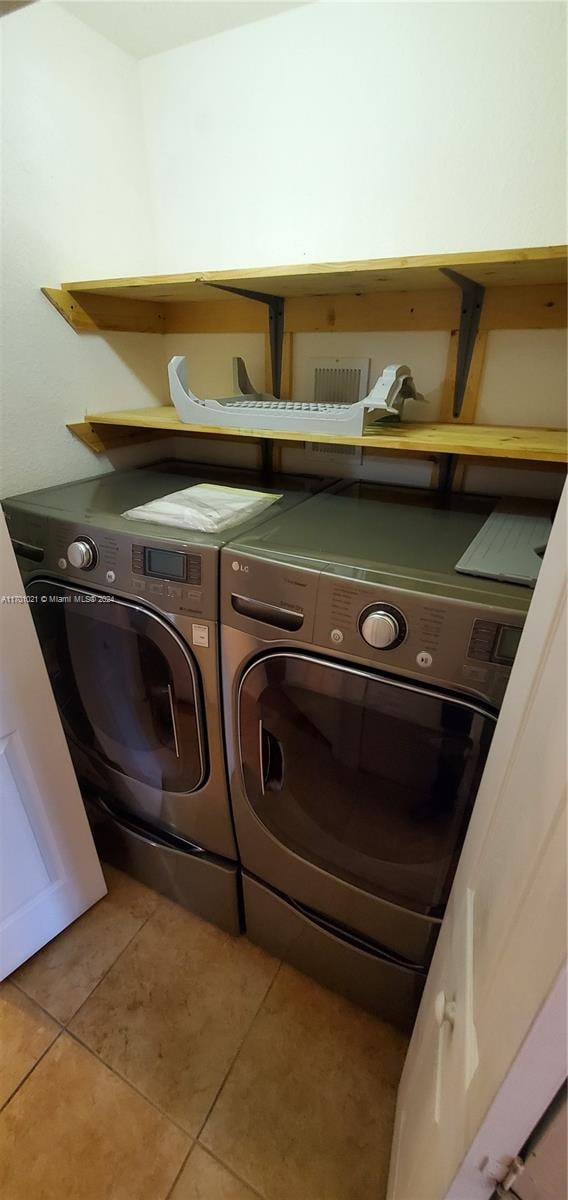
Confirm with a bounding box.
[42,288,168,333]
[44,282,566,335]
[54,247,567,307]
[199,247,568,297]
[60,246,567,298]
[67,420,176,453]
[71,409,568,463]
[66,418,273,455]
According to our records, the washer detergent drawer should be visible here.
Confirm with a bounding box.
[243,875,424,1031]
[238,652,496,922]
[27,580,206,797]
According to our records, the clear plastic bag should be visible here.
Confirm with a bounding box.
[122,483,283,533]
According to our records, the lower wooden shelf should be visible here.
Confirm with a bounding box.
[67,407,568,463]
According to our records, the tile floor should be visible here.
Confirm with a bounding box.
[0,865,408,1200]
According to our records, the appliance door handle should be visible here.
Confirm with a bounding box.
[10,538,44,563]
[258,719,265,795]
[258,720,284,794]
[167,683,180,759]
[148,683,181,759]
[231,594,303,632]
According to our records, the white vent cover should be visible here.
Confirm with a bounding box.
[312,357,370,406]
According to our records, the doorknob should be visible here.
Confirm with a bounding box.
[435,991,456,1029]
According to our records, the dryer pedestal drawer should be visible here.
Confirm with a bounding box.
[87,797,241,936]
[243,874,425,1032]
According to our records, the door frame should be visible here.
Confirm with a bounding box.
[387,481,566,1200]
[443,482,567,1197]
[447,965,567,1198]
[0,512,107,978]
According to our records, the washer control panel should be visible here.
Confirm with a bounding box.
[131,544,202,586]
[220,551,528,707]
[5,510,217,621]
[314,574,526,707]
[359,604,406,650]
[467,618,522,667]
[67,537,97,570]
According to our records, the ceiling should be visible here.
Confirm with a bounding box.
[0,2,38,16]
[58,1,310,59]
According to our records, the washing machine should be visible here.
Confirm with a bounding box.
[3,460,328,934]
[221,482,533,1024]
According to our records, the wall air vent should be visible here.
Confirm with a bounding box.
[312,358,370,406]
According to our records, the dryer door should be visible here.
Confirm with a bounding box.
[238,652,496,920]
[27,580,206,797]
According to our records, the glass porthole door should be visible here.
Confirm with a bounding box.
[27,580,206,796]
[239,653,495,917]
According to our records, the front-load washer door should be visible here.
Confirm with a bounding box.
[27,580,207,805]
[238,652,496,920]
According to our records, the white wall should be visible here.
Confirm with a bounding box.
[140,1,567,496]
[0,2,166,497]
[1,2,566,499]
[140,1,567,270]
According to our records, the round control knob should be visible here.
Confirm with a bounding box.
[361,609,400,649]
[67,538,96,570]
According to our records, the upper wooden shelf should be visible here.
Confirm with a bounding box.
[59,245,567,303]
[44,244,568,342]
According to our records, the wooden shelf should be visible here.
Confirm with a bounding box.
[67,408,568,464]
[53,247,567,468]
[44,245,567,335]
[60,245,567,301]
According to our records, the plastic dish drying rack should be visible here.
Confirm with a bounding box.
[168,356,424,436]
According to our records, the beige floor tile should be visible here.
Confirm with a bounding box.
[171,1144,261,1200]
[0,982,60,1108]
[69,899,279,1135]
[13,865,158,1024]
[201,965,408,1200]
[0,1034,190,1200]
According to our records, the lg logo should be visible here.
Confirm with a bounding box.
[231,561,249,573]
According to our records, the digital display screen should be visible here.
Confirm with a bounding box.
[144,548,186,581]
[494,625,522,665]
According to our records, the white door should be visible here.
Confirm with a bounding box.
[388,484,567,1200]
[0,511,106,978]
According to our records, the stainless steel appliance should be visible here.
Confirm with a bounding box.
[3,461,327,934]
[221,483,532,1024]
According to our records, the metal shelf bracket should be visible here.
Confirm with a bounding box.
[441,268,485,418]
[208,283,284,480]
[437,452,458,496]
[209,284,285,398]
